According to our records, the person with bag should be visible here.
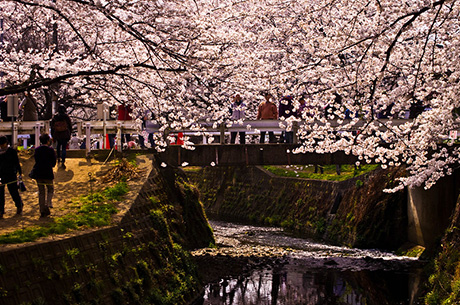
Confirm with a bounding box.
[0,136,23,219]
[50,104,72,169]
[30,133,56,218]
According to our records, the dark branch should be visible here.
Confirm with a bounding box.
[0,63,186,96]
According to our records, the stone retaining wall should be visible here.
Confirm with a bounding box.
[0,161,214,305]
[187,165,407,250]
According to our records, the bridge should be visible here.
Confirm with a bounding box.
[0,117,451,153]
[155,144,358,167]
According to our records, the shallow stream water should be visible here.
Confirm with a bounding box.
[192,221,425,305]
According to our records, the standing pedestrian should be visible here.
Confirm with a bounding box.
[30,133,56,217]
[0,136,23,218]
[257,92,278,143]
[139,109,156,149]
[144,110,156,148]
[230,94,246,144]
[278,95,295,143]
[69,134,81,149]
[20,91,38,147]
[50,104,71,169]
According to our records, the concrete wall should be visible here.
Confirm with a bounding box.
[407,171,460,248]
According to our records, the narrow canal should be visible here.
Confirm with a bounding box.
[192,221,425,305]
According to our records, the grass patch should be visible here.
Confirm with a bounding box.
[263,164,379,181]
[181,166,203,173]
[396,244,425,258]
[0,182,128,244]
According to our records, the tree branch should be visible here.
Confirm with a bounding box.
[0,63,186,96]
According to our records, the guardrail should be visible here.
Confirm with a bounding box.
[0,119,292,153]
[0,118,454,154]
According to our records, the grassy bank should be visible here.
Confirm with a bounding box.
[263,164,380,181]
[0,182,128,244]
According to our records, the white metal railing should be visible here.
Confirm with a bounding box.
[0,118,452,154]
[0,119,291,152]
[0,120,49,148]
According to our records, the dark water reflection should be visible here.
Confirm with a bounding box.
[201,265,421,305]
[194,221,424,305]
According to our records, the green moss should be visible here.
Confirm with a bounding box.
[425,244,460,305]
[281,218,295,229]
[263,164,379,181]
[396,245,425,258]
[264,216,281,226]
[149,209,171,240]
[0,287,7,297]
[66,248,80,260]
[181,166,202,173]
[315,217,327,235]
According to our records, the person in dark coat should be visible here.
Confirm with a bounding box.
[50,104,72,169]
[279,95,295,143]
[31,133,56,217]
[0,136,23,218]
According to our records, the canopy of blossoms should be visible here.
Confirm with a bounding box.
[1,0,459,191]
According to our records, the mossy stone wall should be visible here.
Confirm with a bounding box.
[424,194,460,304]
[0,162,214,305]
[187,166,407,250]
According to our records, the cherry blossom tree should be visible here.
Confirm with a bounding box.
[1,0,459,190]
[0,0,226,124]
[196,0,460,191]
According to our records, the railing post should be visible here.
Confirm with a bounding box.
[77,121,83,137]
[103,108,107,149]
[44,120,50,135]
[116,122,122,152]
[85,123,91,155]
[35,122,41,147]
[12,122,18,148]
[293,121,299,144]
[220,124,225,144]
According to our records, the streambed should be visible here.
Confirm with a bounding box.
[192,221,424,305]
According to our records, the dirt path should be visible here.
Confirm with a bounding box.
[0,151,153,239]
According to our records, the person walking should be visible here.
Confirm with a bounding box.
[257,92,278,143]
[30,133,56,217]
[230,94,246,144]
[0,136,23,218]
[50,104,71,169]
